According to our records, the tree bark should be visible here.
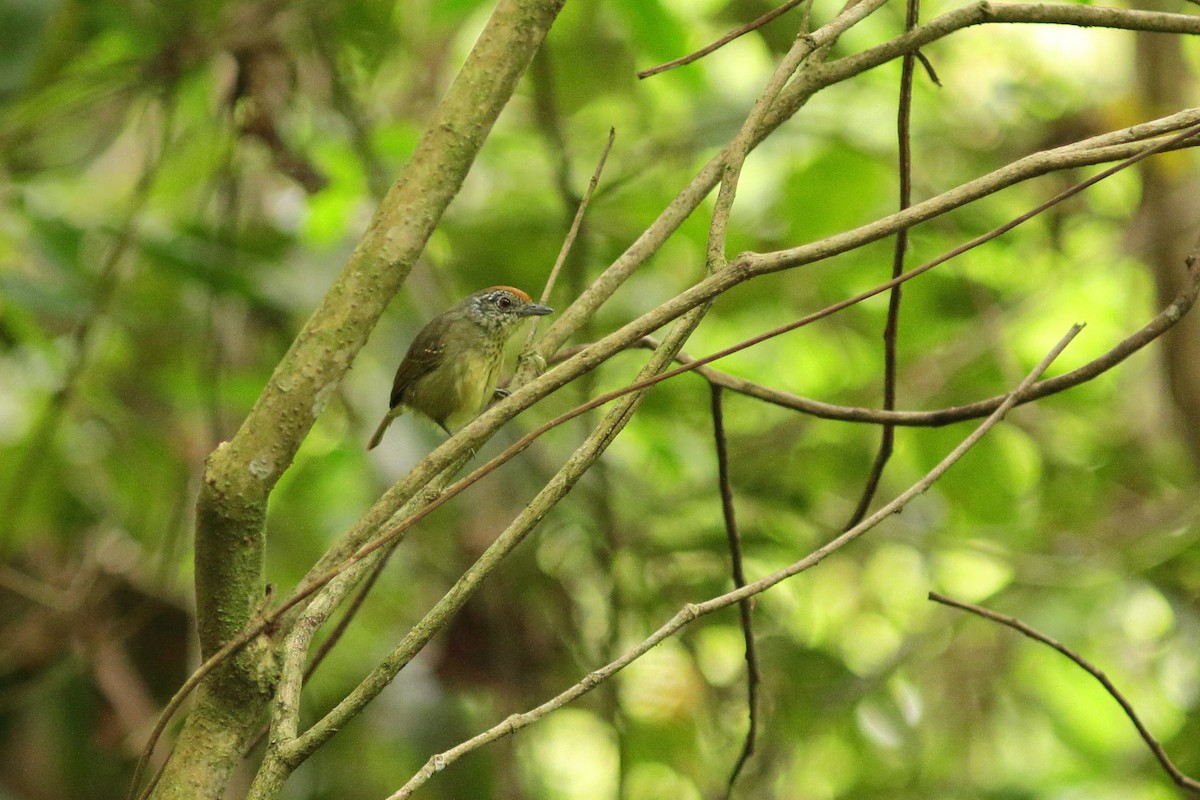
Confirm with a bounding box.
[148,1,568,796]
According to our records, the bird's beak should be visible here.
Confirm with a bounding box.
[520,304,553,317]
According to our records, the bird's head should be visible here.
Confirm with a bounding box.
[463,286,553,333]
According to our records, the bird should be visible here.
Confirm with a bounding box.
[367,286,553,449]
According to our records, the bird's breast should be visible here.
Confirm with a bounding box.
[442,346,502,430]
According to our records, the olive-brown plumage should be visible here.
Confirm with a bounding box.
[367,286,552,449]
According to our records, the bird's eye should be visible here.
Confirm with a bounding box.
[497,295,513,309]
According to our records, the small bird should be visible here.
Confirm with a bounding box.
[367,286,553,449]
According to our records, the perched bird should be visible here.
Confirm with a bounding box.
[367,286,552,449]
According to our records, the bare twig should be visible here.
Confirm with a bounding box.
[845,0,922,530]
[707,0,887,270]
[638,0,811,79]
[929,591,1200,793]
[709,385,761,796]
[915,51,941,85]
[389,325,1084,800]
[520,127,616,360]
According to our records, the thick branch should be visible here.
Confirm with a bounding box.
[145,2,566,799]
[195,0,566,656]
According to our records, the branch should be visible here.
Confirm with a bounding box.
[133,118,1200,789]
[193,0,568,655]
[709,386,761,796]
[706,0,874,271]
[672,251,1200,424]
[538,4,1200,361]
[242,545,391,759]
[844,0,923,529]
[246,461,468,797]
[518,127,616,366]
[389,325,1084,799]
[929,592,1200,793]
[817,1,1200,95]
[280,309,717,769]
[536,0,890,358]
[638,0,811,79]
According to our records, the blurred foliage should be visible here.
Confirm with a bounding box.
[1,0,1199,798]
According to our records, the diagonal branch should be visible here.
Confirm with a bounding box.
[670,252,1200,424]
[638,0,812,79]
[518,127,616,368]
[929,592,1200,793]
[388,324,1085,800]
[538,4,1200,362]
[135,112,1200,799]
[281,308,717,769]
[712,0,889,269]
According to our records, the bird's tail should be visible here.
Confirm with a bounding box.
[367,407,402,450]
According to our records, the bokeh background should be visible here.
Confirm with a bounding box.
[1,0,1199,798]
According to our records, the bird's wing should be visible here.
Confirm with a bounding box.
[388,325,444,409]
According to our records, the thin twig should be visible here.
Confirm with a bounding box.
[389,325,1084,800]
[709,385,761,797]
[929,592,1200,793]
[541,126,615,306]
[638,0,812,79]
[844,0,922,530]
[513,125,614,383]
[915,51,941,85]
